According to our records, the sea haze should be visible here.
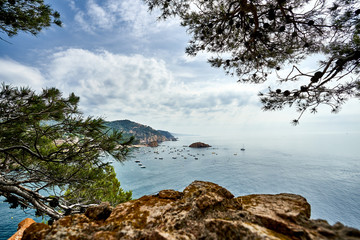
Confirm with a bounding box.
[113,132,360,229]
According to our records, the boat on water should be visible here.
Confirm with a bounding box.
[241,145,245,151]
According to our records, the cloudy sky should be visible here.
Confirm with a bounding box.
[0,0,359,137]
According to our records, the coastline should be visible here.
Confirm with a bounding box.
[130,144,147,148]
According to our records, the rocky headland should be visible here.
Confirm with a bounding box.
[189,142,211,148]
[17,181,360,240]
[147,141,159,147]
[104,120,177,145]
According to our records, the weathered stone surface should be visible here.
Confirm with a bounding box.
[85,202,113,221]
[21,222,50,240]
[158,189,183,199]
[147,141,159,147]
[8,218,35,240]
[21,181,360,240]
[189,142,211,148]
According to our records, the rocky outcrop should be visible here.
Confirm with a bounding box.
[157,130,178,141]
[21,181,360,240]
[8,218,35,240]
[134,134,167,145]
[147,141,159,147]
[189,142,211,148]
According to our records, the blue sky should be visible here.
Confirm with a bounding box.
[0,0,359,136]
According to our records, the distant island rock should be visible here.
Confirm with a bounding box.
[104,120,176,145]
[189,142,211,148]
[19,181,360,240]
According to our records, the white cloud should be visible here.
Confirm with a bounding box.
[116,0,179,37]
[0,58,45,91]
[67,0,76,10]
[72,0,119,33]
[88,0,114,29]
[74,11,93,33]
[2,48,358,135]
[42,49,253,122]
[71,0,179,38]
[0,49,253,132]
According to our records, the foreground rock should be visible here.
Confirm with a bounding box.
[22,181,360,240]
[189,142,211,148]
[8,218,35,240]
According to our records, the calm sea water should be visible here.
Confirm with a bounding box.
[0,199,43,239]
[114,132,360,229]
[1,132,359,239]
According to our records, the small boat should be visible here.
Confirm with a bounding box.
[241,145,245,151]
[194,157,198,160]
[135,160,141,163]
[141,166,146,168]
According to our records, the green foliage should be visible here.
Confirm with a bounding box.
[0,0,61,37]
[0,83,133,219]
[144,0,360,123]
[105,120,176,144]
[64,165,132,206]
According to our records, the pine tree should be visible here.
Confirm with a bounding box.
[0,84,133,220]
[0,0,61,37]
[144,0,360,123]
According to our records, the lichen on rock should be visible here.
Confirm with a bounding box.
[19,181,360,240]
[85,202,113,221]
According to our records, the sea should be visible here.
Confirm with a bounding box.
[1,132,359,239]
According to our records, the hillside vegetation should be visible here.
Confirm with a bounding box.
[104,120,176,145]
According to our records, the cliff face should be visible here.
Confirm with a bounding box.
[104,120,176,145]
[22,181,360,240]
